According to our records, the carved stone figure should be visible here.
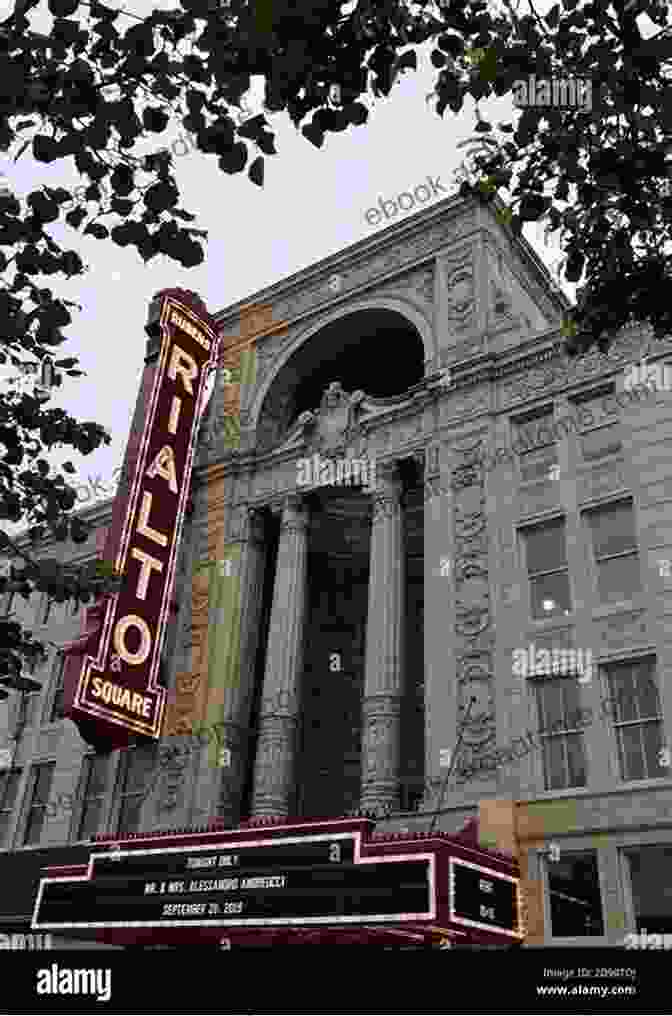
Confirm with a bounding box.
[300,382,366,457]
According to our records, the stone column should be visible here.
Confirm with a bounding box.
[191,507,269,827]
[251,495,310,817]
[360,462,406,813]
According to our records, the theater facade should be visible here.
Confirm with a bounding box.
[2,191,672,947]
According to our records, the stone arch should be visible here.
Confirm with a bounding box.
[250,298,435,450]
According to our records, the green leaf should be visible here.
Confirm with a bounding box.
[248,156,264,187]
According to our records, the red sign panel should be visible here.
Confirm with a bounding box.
[69,293,218,740]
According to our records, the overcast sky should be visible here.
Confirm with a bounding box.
[0,0,660,522]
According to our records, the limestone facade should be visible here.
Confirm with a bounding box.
[2,194,672,945]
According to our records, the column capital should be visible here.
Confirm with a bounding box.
[243,506,267,545]
[273,493,310,533]
[370,462,402,523]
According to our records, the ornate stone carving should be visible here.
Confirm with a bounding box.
[299,382,366,458]
[251,715,299,817]
[270,218,470,324]
[451,439,497,775]
[278,494,309,534]
[360,697,402,810]
[158,746,191,811]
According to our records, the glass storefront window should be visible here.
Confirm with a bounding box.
[626,846,672,933]
[548,851,604,937]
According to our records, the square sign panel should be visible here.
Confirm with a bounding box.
[450,857,522,938]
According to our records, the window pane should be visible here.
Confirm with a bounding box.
[589,502,637,557]
[627,847,672,933]
[565,734,588,788]
[542,737,566,790]
[617,726,646,781]
[580,424,621,460]
[635,665,661,719]
[33,764,54,804]
[526,520,567,574]
[642,722,666,779]
[597,553,641,603]
[548,853,604,937]
[530,572,572,619]
[560,680,582,723]
[607,667,639,722]
[536,683,562,734]
[50,654,66,722]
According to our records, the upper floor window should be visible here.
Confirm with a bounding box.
[76,754,109,841]
[535,676,588,791]
[49,652,66,723]
[0,768,22,847]
[574,388,622,462]
[116,745,157,837]
[23,762,55,846]
[524,517,572,619]
[514,408,558,483]
[585,500,641,604]
[604,659,666,781]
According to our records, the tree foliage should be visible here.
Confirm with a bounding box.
[0,0,670,683]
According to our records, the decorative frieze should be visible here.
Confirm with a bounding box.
[450,440,497,782]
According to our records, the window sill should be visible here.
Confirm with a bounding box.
[519,778,672,805]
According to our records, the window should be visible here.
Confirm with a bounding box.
[604,659,666,781]
[49,652,66,722]
[16,653,42,729]
[575,389,622,462]
[625,846,672,933]
[535,677,588,790]
[0,768,21,846]
[524,518,572,619]
[116,745,157,837]
[586,501,642,604]
[23,762,55,845]
[514,409,558,483]
[548,852,604,937]
[77,755,109,841]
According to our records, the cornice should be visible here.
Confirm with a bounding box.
[213,194,469,332]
